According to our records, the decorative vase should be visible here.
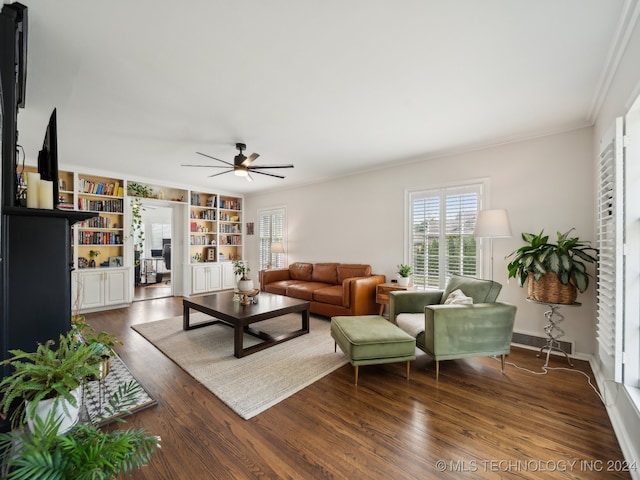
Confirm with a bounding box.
[88,355,111,381]
[26,387,81,434]
[237,278,254,292]
[89,259,96,268]
[397,276,410,287]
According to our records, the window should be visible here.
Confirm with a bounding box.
[407,182,484,289]
[150,223,171,250]
[258,207,286,271]
[597,94,640,390]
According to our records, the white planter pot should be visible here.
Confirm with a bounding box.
[397,276,410,287]
[237,278,254,292]
[26,387,81,434]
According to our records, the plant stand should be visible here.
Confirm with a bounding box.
[527,298,580,367]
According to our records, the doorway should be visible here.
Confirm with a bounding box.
[134,204,173,301]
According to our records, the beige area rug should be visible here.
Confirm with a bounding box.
[131,313,348,420]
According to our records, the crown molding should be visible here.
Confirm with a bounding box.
[588,0,640,122]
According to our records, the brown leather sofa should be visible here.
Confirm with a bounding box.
[259,262,385,317]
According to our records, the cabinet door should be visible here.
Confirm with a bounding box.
[78,270,104,310]
[192,266,208,294]
[221,262,236,289]
[105,269,129,305]
[206,264,222,291]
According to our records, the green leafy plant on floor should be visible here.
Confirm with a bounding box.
[0,382,161,479]
[0,327,161,479]
[0,332,101,428]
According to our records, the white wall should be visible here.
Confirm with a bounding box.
[245,126,596,355]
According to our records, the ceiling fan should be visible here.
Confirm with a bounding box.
[182,143,294,182]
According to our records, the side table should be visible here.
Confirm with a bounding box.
[526,297,580,367]
[376,282,410,315]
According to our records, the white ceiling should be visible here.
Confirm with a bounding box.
[13,0,629,195]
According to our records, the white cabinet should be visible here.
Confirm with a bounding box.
[74,268,131,312]
[191,264,222,295]
[221,262,236,290]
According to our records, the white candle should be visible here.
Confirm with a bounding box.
[26,172,40,208]
[39,179,54,209]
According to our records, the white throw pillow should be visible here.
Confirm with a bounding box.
[444,289,473,305]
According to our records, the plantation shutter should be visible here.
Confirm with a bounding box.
[258,207,286,271]
[596,117,624,383]
[409,184,481,290]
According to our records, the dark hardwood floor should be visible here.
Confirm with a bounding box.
[85,297,631,479]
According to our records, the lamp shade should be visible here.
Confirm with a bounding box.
[474,209,512,238]
[270,242,285,254]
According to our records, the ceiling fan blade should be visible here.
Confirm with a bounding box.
[247,172,254,182]
[241,153,259,167]
[251,169,286,179]
[207,169,234,178]
[196,151,234,167]
[181,164,233,168]
[248,164,294,169]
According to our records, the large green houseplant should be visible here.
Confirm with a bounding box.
[0,383,160,479]
[0,328,161,479]
[0,332,102,429]
[506,229,598,303]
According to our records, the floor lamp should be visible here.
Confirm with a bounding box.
[270,241,285,269]
[473,209,512,281]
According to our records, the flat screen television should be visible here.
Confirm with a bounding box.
[37,108,59,208]
[13,2,27,109]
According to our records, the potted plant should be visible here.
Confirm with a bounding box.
[0,331,101,433]
[72,316,123,380]
[396,263,412,287]
[88,249,100,268]
[0,381,161,479]
[506,229,598,304]
[232,259,253,291]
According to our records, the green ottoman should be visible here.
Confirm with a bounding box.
[331,315,416,385]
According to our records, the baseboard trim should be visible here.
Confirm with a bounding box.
[510,342,591,362]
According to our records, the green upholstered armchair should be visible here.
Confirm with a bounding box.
[388,275,517,379]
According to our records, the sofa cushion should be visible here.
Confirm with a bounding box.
[289,262,313,281]
[395,313,425,338]
[311,263,339,284]
[286,282,333,301]
[336,264,371,284]
[313,285,344,307]
[263,280,306,296]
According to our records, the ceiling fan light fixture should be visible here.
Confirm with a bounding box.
[187,143,294,182]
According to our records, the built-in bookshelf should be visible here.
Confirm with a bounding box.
[189,191,218,263]
[218,195,242,262]
[188,192,243,264]
[15,165,74,208]
[76,173,125,268]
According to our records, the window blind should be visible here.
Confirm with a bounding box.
[258,207,286,271]
[408,184,481,289]
[596,117,624,383]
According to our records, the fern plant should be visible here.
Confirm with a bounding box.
[0,381,161,479]
[0,332,101,428]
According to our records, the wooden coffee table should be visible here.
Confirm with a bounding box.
[183,291,310,358]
